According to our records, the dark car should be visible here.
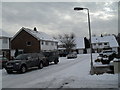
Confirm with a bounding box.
[43,51,59,65]
[59,51,68,57]
[0,56,8,69]
[5,53,46,74]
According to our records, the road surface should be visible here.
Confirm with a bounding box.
[2,54,118,88]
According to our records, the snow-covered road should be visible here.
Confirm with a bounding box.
[2,54,118,88]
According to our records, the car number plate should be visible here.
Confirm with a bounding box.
[7,65,13,68]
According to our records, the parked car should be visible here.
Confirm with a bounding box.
[67,52,77,59]
[59,51,68,57]
[43,51,59,65]
[0,56,8,69]
[99,50,116,58]
[5,53,46,74]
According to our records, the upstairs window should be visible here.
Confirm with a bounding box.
[104,43,108,45]
[3,38,8,44]
[26,41,32,46]
[51,42,54,45]
[55,42,58,46]
[93,43,96,46]
[98,43,102,45]
[45,41,49,45]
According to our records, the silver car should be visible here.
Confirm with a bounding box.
[99,50,116,57]
[67,52,77,59]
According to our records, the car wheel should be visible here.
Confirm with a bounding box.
[104,55,107,58]
[6,70,13,74]
[109,55,114,60]
[20,65,27,73]
[54,59,58,64]
[112,53,116,57]
[45,60,49,66]
[38,62,43,69]
[67,57,70,59]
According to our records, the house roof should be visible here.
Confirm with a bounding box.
[11,27,58,42]
[75,37,85,49]
[91,35,119,47]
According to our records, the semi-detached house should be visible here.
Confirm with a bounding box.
[0,30,11,59]
[11,27,58,56]
[91,35,119,53]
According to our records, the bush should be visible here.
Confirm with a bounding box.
[101,59,110,64]
[95,59,101,62]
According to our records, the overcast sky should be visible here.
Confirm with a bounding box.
[1,1,119,38]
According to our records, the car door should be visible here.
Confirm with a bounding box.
[31,54,39,67]
[26,55,33,68]
[39,54,46,64]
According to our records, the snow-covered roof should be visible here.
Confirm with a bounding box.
[75,37,85,49]
[11,27,58,42]
[91,35,119,47]
[0,30,11,37]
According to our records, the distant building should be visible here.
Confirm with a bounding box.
[11,27,58,56]
[58,37,90,54]
[0,30,11,59]
[74,37,85,54]
[91,35,119,53]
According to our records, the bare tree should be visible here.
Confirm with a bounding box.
[59,33,76,53]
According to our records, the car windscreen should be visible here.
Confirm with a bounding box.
[43,52,53,57]
[15,54,28,60]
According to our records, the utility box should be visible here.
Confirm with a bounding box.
[113,58,120,74]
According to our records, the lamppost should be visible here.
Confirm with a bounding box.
[74,7,94,75]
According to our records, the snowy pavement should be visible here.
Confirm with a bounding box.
[2,54,119,88]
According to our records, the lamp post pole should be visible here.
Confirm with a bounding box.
[74,7,94,75]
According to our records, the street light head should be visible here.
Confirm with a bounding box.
[74,7,84,11]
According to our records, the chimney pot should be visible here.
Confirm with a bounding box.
[34,27,37,31]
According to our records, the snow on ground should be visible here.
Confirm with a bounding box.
[2,54,118,88]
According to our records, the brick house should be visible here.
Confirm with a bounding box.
[11,27,58,56]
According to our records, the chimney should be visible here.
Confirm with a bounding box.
[34,27,37,31]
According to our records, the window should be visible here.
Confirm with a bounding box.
[55,42,58,46]
[3,38,8,44]
[45,41,49,45]
[104,43,108,45]
[15,54,28,60]
[26,41,32,46]
[98,43,102,45]
[51,42,54,45]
